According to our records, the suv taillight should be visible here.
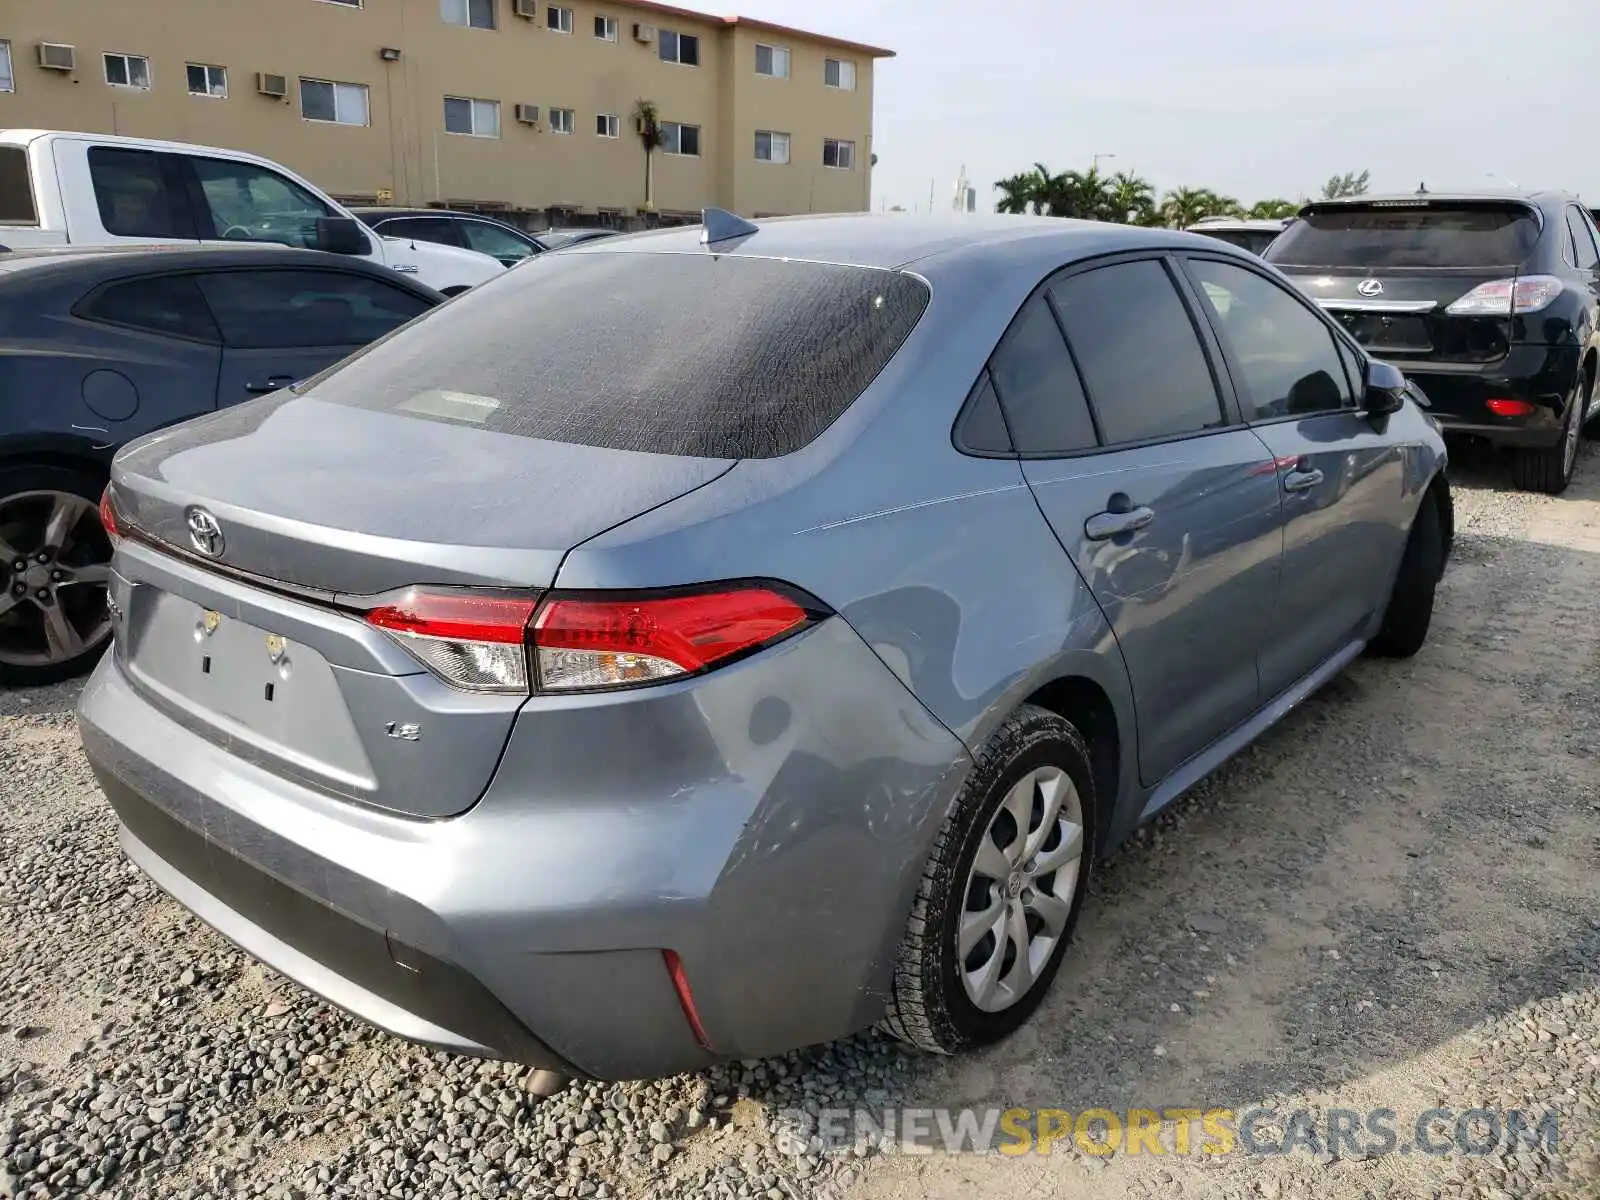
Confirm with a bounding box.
[1445,275,1563,315]
[364,583,823,695]
[99,484,122,543]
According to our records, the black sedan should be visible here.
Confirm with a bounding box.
[0,244,442,685]
[1265,190,1600,493]
[349,208,617,267]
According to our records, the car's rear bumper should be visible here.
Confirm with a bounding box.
[77,614,971,1081]
[1405,344,1582,448]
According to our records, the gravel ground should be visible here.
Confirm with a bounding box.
[2,444,1598,1200]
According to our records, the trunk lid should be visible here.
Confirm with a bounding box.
[111,391,734,595]
[1265,199,1541,366]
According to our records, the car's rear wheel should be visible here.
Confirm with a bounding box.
[882,704,1095,1054]
[0,464,114,687]
[1512,377,1585,494]
[1368,487,1445,659]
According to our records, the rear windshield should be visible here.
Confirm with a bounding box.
[1266,203,1540,269]
[301,251,931,459]
[0,148,38,225]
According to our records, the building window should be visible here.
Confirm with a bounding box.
[444,96,500,137]
[301,78,370,125]
[658,29,699,66]
[594,15,618,40]
[104,53,151,90]
[754,44,789,78]
[824,58,856,90]
[596,113,620,138]
[546,6,573,32]
[660,122,700,156]
[186,64,227,98]
[823,138,855,169]
[441,0,496,30]
[549,107,575,134]
[754,130,790,164]
[0,41,13,93]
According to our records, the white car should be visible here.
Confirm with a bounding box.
[0,129,503,294]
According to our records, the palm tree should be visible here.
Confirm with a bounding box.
[1159,187,1211,229]
[1107,171,1156,225]
[1052,167,1113,220]
[632,99,664,213]
[1248,198,1299,219]
[1321,170,1370,200]
[994,169,1044,215]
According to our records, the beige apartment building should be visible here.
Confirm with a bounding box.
[0,0,889,226]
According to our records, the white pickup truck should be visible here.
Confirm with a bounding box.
[0,129,504,294]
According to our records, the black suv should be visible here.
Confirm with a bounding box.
[1265,192,1599,493]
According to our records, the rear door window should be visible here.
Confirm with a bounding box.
[1186,258,1355,420]
[300,252,931,459]
[1267,202,1541,268]
[76,274,221,342]
[0,148,37,225]
[88,147,197,239]
[1566,207,1600,272]
[460,220,537,261]
[195,269,433,348]
[377,216,467,249]
[985,296,1097,454]
[1048,259,1227,445]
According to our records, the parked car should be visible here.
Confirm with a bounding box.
[1265,191,1600,493]
[1185,215,1293,256]
[0,130,503,294]
[0,244,442,685]
[79,212,1451,1083]
[349,208,618,267]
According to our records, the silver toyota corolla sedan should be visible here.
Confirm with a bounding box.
[77,212,1452,1082]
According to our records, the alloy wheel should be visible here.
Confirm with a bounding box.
[958,765,1086,1013]
[0,490,114,670]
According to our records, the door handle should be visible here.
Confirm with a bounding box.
[245,375,297,395]
[1282,467,1324,493]
[1084,505,1155,541]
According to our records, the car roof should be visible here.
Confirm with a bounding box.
[0,243,436,289]
[563,212,1236,273]
[1302,189,1575,209]
[351,207,515,224]
[1186,218,1291,232]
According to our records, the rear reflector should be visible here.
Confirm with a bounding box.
[662,950,712,1051]
[366,590,538,693]
[1485,398,1536,417]
[531,586,816,692]
[363,582,823,695]
[99,485,121,543]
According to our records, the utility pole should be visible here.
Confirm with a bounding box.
[1091,152,1116,172]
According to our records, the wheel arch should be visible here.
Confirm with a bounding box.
[1021,673,1122,854]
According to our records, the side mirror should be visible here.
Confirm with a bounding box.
[314,216,371,256]
[1363,358,1407,416]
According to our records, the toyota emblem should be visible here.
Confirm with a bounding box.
[185,506,225,558]
[1356,278,1384,297]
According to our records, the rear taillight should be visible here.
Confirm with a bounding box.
[99,485,121,543]
[532,586,816,692]
[366,590,539,693]
[364,583,822,695]
[1445,275,1563,316]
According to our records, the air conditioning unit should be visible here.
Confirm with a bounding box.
[512,0,538,17]
[632,22,655,42]
[257,72,288,98]
[37,43,76,72]
[515,104,540,126]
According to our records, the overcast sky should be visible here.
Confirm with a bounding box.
[731,0,1599,213]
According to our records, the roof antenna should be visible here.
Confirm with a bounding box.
[1417,181,1427,194]
[700,207,759,246]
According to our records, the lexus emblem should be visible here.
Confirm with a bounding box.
[185,507,225,558]
[1356,278,1384,297]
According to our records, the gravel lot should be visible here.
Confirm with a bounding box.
[3,445,1598,1200]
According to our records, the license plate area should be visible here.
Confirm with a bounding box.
[123,586,374,790]
[1335,312,1433,353]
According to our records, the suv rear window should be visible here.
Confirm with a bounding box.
[1266,202,1540,269]
[302,251,931,459]
[0,148,37,225]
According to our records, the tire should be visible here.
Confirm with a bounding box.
[1367,488,1444,659]
[882,704,1096,1054]
[0,462,114,687]
[1512,379,1584,494]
